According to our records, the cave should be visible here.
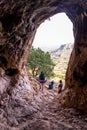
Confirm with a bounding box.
[0,0,87,129]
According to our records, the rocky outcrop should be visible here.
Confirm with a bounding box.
[0,0,87,127]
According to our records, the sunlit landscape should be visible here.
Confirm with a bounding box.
[31,13,74,80]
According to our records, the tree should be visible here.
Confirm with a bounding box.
[27,47,55,78]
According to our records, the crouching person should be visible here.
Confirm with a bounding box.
[48,80,54,89]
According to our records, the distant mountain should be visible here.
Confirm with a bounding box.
[50,43,73,78]
[51,43,73,57]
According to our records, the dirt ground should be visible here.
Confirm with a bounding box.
[17,80,87,130]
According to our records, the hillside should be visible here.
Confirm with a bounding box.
[50,43,73,79]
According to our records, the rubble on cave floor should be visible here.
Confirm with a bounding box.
[17,77,87,130]
[0,77,87,130]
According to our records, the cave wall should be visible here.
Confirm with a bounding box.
[0,0,87,111]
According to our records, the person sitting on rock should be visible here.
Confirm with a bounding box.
[39,71,46,91]
[48,80,54,89]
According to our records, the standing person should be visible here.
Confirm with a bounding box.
[58,80,63,94]
[39,71,46,91]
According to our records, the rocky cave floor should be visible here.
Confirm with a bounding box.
[20,92,87,130]
[0,77,87,130]
[17,77,87,130]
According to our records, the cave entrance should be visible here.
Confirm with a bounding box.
[31,13,74,82]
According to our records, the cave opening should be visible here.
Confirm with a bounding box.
[30,13,74,82]
[0,1,87,129]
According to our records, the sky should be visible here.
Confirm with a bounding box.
[32,13,74,51]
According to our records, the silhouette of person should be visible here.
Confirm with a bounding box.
[58,80,63,93]
[39,71,46,91]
